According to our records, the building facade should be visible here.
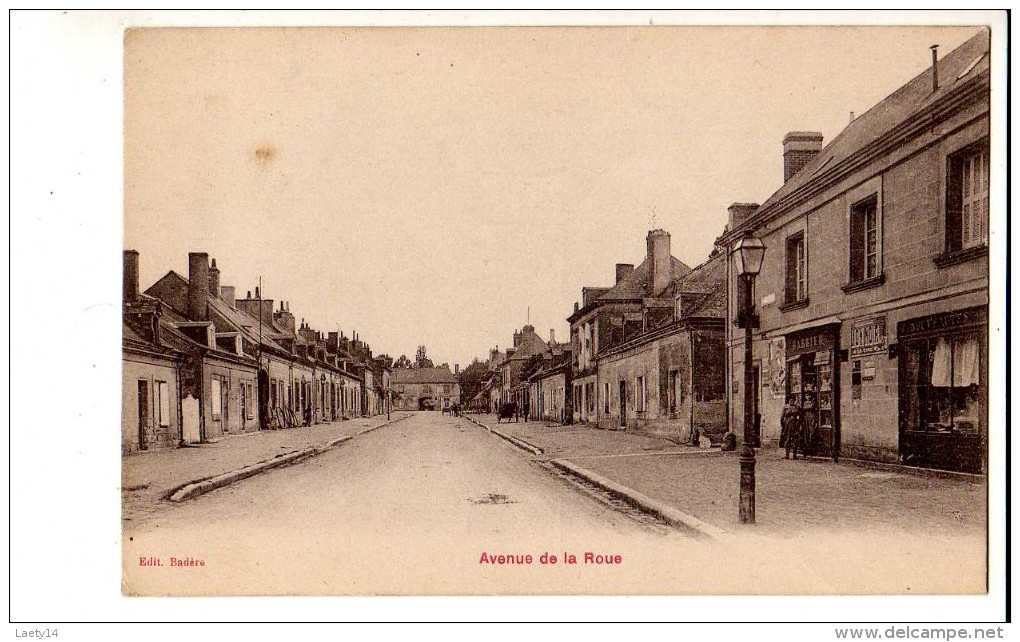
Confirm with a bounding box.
[567,229,693,426]
[718,32,990,473]
[392,366,461,411]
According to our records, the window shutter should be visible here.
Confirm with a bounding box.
[849,207,863,282]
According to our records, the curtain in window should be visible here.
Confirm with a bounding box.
[930,338,953,387]
[953,337,980,387]
[930,336,980,388]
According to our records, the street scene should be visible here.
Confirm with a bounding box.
[121,25,993,596]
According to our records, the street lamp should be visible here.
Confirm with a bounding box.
[732,232,765,524]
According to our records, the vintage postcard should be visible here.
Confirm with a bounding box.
[116,15,1004,601]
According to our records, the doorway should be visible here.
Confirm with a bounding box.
[137,380,150,451]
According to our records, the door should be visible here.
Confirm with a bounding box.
[137,380,150,451]
[619,380,627,428]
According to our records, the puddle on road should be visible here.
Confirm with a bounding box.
[470,493,516,505]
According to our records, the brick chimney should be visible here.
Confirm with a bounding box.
[646,229,671,295]
[208,258,221,297]
[123,250,139,304]
[782,132,823,182]
[187,252,210,320]
[549,328,556,344]
[455,364,460,376]
[727,203,760,230]
[274,300,296,334]
[220,285,236,308]
[615,263,634,284]
[236,288,274,326]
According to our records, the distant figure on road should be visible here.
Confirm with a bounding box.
[781,396,803,460]
[522,401,530,422]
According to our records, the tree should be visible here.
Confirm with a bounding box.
[393,355,412,369]
[458,360,491,405]
[415,345,434,369]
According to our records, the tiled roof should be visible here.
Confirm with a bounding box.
[391,366,458,384]
[743,30,989,231]
[507,330,550,362]
[596,256,692,301]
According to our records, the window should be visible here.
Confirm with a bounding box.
[604,382,611,414]
[956,145,989,250]
[784,232,807,305]
[849,195,880,283]
[211,377,222,419]
[247,382,255,419]
[901,333,982,434]
[156,380,170,427]
[586,382,595,413]
[443,384,451,394]
[941,141,989,261]
[636,376,646,412]
[668,370,680,415]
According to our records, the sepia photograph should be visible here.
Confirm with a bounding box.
[9,8,1009,628]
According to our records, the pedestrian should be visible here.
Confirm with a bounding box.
[781,396,803,459]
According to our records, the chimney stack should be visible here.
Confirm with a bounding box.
[208,258,221,297]
[615,263,634,284]
[455,364,460,376]
[727,203,760,230]
[782,132,823,182]
[123,250,139,304]
[550,328,556,344]
[187,252,210,320]
[931,44,939,92]
[220,285,236,308]
[646,229,671,295]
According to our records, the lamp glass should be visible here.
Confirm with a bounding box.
[733,236,766,277]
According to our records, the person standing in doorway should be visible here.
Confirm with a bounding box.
[781,396,803,460]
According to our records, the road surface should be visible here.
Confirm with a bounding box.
[123,412,711,595]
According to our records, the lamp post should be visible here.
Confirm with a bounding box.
[732,233,766,524]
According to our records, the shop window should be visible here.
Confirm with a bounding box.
[937,141,990,266]
[848,195,882,287]
[636,376,647,412]
[211,377,222,419]
[156,380,170,427]
[901,334,982,433]
[782,232,808,309]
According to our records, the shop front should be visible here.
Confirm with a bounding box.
[897,306,986,474]
[785,323,841,461]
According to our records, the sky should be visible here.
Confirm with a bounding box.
[124,23,982,368]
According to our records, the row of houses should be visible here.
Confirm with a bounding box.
[473,31,990,474]
[122,250,392,454]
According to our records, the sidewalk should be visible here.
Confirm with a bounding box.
[122,413,406,523]
[468,413,986,538]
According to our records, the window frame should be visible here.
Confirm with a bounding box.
[636,375,647,412]
[156,380,170,427]
[936,138,990,267]
[781,231,808,310]
[210,376,223,420]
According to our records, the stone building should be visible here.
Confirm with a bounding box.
[567,229,692,425]
[594,251,727,441]
[392,366,461,411]
[717,31,990,473]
